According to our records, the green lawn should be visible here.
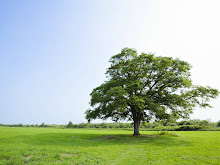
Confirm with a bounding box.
[0,127,219,165]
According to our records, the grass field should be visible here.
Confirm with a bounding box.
[0,127,219,165]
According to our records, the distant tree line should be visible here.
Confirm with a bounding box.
[0,122,65,128]
[1,120,220,131]
[66,120,220,131]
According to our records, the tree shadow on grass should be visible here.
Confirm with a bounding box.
[12,132,192,148]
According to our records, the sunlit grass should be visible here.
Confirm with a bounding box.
[0,127,219,164]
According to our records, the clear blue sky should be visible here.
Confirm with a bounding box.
[1,0,220,124]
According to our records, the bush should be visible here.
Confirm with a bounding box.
[78,123,89,128]
[39,122,45,127]
[164,122,177,126]
[190,119,200,125]
[16,124,23,127]
[118,123,129,128]
[108,123,116,128]
[67,121,74,128]
[198,120,209,127]
[178,121,186,125]
[140,122,153,128]
[175,125,203,131]
[153,122,162,128]
[217,120,220,127]
[90,124,101,128]
[208,122,217,128]
[178,120,198,126]
[100,123,109,128]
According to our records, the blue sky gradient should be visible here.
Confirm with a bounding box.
[1,0,220,124]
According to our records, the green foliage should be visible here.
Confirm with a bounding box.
[17,124,23,127]
[152,122,162,128]
[198,120,209,127]
[208,122,217,128]
[217,120,220,127]
[178,120,200,126]
[39,122,45,127]
[140,122,154,128]
[1,120,220,131]
[78,123,89,128]
[175,125,203,131]
[67,121,73,128]
[100,123,109,128]
[164,122,177,126]
[86,48,219,135]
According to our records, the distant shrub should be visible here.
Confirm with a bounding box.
[202,127,220,131]
[67,121,74,128]
[100,123,109,128]
[185,121,193,125]
[39,122,45,127]
[217,120,220,127]
[175,125,203,131]
[108,123,116,128]
[153,122,162,128]
[16,124,23,127]
[140,122,153,128]
[190,119,200,125]
[208,122,217,128]
[178,121,185,125]
[118,123,127,128]
[91,124,101,128]
[78,123,89,128]
[178,120,197,126]
[164,122,177,126]
[198,120,209,127]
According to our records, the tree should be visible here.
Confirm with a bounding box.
[39,122,45,127]
[217,120,220,127]
[67,121,73,128]
[85,48,219,135]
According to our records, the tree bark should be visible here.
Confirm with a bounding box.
[133,120,140,135]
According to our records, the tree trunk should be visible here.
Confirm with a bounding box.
[133,120,140,135]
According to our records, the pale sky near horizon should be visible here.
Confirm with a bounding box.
[0,0,220,124]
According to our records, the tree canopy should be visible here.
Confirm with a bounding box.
[85,48,219,135]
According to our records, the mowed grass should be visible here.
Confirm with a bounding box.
[0,127,219,165]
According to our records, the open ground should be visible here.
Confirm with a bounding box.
[0,127,219,165]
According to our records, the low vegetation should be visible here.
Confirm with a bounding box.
[1,119,220,131]
[0,127,219,164]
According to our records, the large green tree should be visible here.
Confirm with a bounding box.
[85,48,219,135]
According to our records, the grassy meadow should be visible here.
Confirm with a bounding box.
[0,127,219,165]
